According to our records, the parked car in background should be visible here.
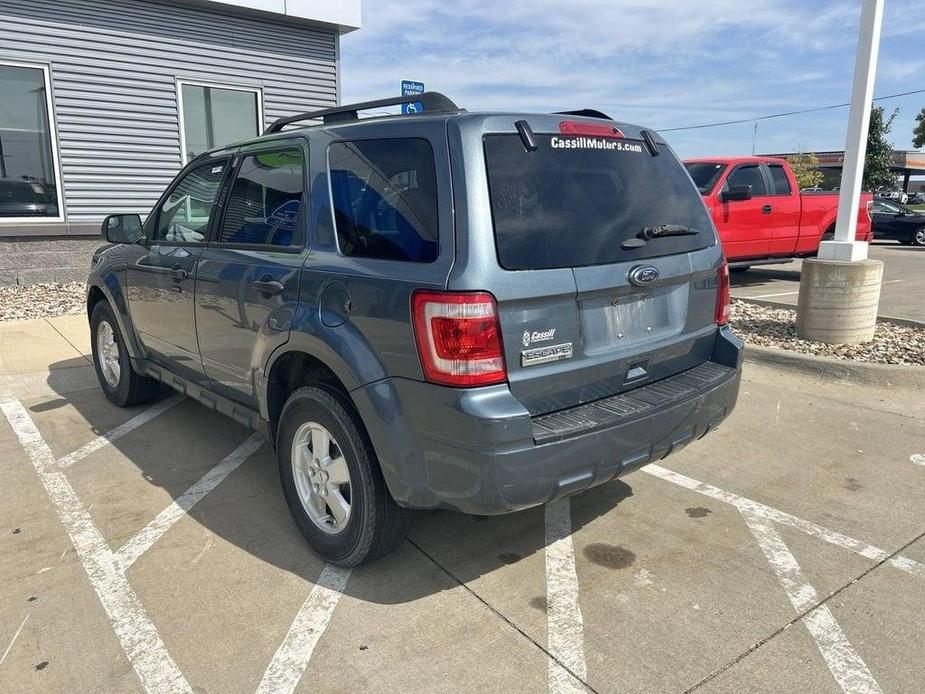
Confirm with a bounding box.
[684,157,873,271]
[907,191,925,205]
[86,94,743,566]
[871,197,925,246]
[884,190,909,204]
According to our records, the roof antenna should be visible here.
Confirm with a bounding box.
[515,120,538,152]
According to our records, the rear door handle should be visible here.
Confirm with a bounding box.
[252,278,285,297]
[762,204,773,214]
[170,265,188,281]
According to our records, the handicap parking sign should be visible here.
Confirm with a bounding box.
[401,80,425,114]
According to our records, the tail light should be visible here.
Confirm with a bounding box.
[559,121,624,139]
[412,291,507,387]
[715,261,730,326]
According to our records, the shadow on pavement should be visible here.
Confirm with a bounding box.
[729,267,801,287]
[43,357,634,604]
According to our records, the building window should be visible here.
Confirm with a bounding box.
[0,61,62,221]
[178,81,263,163]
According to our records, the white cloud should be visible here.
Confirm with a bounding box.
[341,0,925,156]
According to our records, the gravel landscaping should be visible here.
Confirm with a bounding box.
[730,299,925,366]
[0,281,86,322]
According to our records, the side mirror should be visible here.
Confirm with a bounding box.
[102,214,144,244]
[720,184,752,202]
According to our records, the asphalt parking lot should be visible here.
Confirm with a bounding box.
[2,315,924,694]
[731,242,925,323]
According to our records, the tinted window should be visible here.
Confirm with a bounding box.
[0,64,59,218]
[724,165,767,196]
[874,199,902,214]
[483,134,715,270]
[768,165,791,195]
[684,162,727,195]
[153,159,228,243]
[218,148,305,247]
[328,139,438,263]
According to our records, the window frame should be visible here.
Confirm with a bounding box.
[176,78,265,165]
[209,139,310,253]
[146,153,235,247]
[325,136,441,264]
[0,59,65,225]
[722,163,770,198]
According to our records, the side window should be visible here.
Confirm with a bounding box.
[218,148,305,248]
[327,138,438,263]
[724,165,768,197]
[153,159,229,243]
[767,165,791,195]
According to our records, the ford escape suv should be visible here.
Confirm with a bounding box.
[87,93,743,566]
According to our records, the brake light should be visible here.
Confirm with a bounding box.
[412,291,507,387]
[715,261,730,326]
[559,121,624,139]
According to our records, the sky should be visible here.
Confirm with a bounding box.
[340,0,925,160]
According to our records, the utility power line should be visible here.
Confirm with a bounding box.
[659,87,925,132]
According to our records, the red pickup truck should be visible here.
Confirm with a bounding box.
[683,157,873,269]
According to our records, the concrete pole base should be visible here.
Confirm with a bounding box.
[795,258,883,344]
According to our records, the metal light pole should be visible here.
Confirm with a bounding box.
[796,0,885,344]
[819,0,884,262]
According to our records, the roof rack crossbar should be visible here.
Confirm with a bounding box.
[555,109,613,120]
[264,92,461,134]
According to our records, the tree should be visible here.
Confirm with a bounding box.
[786,152,824,190]
[913,107,925,150]
[862,106,898,191]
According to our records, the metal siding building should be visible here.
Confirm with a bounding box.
[0,0,359,283]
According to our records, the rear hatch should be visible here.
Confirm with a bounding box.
[475,119,723,415]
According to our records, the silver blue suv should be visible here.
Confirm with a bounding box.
[87,93,743,566]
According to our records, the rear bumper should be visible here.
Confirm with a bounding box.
[352,326,744,515]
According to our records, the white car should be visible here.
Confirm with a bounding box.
[885,190,909,204]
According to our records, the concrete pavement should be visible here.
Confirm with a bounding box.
[731,242,925,323]
[1,314,923,693]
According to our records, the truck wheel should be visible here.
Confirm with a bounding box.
[277,386,410,566]
[911,228,925,247]
[90,301,159,407]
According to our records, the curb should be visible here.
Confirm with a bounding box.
[744,343,925,388]
[732,297,925,330]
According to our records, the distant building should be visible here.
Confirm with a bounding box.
[0,0,360,285]
[761,150,925,192]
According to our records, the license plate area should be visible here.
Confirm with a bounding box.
[580,284,688,354]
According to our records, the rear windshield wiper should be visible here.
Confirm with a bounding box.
[640,224,700,239]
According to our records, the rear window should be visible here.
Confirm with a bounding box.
[484,134,715,270]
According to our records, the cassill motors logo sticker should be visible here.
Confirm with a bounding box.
[551,137,644,153]
[522,328,556,347]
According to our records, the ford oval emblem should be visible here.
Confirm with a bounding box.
[628,265,660,287]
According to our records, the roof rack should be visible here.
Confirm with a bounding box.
[555,109,613,120]
[264,92,462,134]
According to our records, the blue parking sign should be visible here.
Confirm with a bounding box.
[401,80,425,114]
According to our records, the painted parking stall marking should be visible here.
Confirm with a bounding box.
[2,398,348,694]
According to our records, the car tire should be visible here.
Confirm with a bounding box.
[911,228,925,247]
[90,301,160,407]
[277,386,410,567]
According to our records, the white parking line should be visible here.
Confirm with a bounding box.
[255,564,351,694]
[744,289,800,300]
[643,464,925,578]
[743,513,882,694]
[58,393,184,468]
[544,498,589,693]
[1,400,193,693]
[0,614,29,670]
[113,433,264,572]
